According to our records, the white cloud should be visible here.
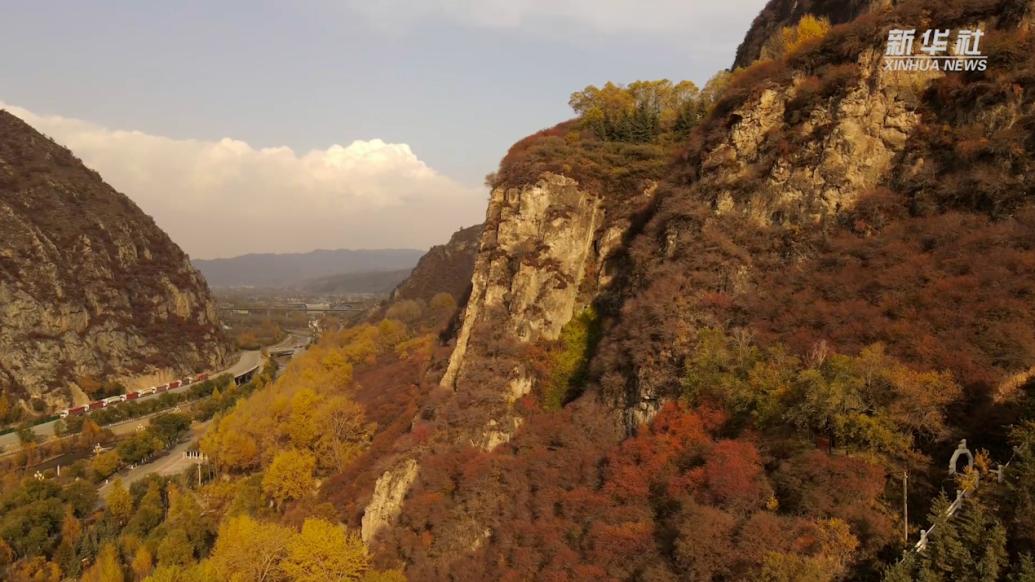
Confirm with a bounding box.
[347,0,764,41]
[1,103,485,259]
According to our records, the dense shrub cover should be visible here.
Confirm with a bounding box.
[370,1,1035,579]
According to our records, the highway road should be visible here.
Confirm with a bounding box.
[95,333,310,497]
[97,419,213,498]
[0,342,279,455]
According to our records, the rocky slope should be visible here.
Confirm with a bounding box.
[0,110,230,413]
[389,224,482,304]
[349,0,1035,577]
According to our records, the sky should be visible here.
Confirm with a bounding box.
[0,0,767,259]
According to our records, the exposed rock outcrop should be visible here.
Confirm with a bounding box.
[698,51,923,228]
[0,110,230,412]
[361,459,420,543]
[441,175,602,388]
[604,47,928,429]
[441,173,654,445]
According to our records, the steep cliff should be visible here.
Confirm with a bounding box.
[439,174,656,444]
[0,110,230,413]
[356,0,1035,578]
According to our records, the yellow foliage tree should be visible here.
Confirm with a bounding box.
[282,519,369,582]
[91,450,121,480]
[759,519,857,582]
[156,529,193,568]
[207,514,292,582]
[164,483,210,550]
[314,396,374,473]
[203,328,378,476]
[394,334,435,363]
[569,79,701,142]
[60,508,82,547]
[778,14,832,57]
[287,388,321,449]
[107,479,134,524]
[386,300,424,325]
[429,292,457,319]
[202,416,260,472]
[376,319,409,348]
[82,543,124,582]
[131,545,154,581]
[262,449,316,509]
[9,556,62,581]
[79,418,106,449]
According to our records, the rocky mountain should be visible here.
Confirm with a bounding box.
[389,224,482,304]
[0,110,230,413]
[193,248,424,289]
[343,0,1035,578]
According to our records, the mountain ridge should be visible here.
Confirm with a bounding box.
[389,224,482,304]
[193,248,425,289]
[341,1,1035,578]
[0,109,230,413]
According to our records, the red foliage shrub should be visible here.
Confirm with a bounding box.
[745,204,1035,390]
[699,439,771,511]
[376,402,892,579]
[491,120,670,205]
[773,450,895,557]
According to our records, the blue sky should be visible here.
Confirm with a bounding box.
[0,0,766,258]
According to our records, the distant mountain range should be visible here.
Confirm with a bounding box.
[299,268,415,295]
[192,248,425,289]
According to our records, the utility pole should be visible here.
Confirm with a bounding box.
[903,471,909,544]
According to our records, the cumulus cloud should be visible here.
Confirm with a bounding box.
[2,103,485,259]
[347,0,764,42]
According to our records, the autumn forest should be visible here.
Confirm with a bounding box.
[4,0,1035,581]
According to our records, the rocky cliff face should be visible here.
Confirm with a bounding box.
[0,110,230,413]
[442,173,657,447]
